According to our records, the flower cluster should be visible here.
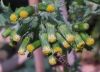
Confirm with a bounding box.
[1,0,97,66]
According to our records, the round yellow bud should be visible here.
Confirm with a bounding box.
[10,13,18,22]
[86,37,95,46]
[77,41,85,49]
[13,34,20,42]
[46,4,55,12]
[42,46,51,55]
[48,34,56,43]
[48,56,57,65]
[62,41,70,48]
[27,44,34,52]
[53,47,62,54]
[19,10,29,18]
[66,34,75,43]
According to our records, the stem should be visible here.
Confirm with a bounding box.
[28,0,45,72]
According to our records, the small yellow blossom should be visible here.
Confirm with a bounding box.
[48,34,56,43]
[10,13,18,22]
[27,44,34,52]
[13,34,20,42]
[53,47,62,54]
[42,46,51,55]
[19,10,29,18]
[46,4,55,12]
[86,37,95,46]
[48,56,57,65]
[66,34,75,43]
[62,41,70,48]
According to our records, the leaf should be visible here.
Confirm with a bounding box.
[0,14,7,27]
[17,22,30,36]
[30,16,38,29]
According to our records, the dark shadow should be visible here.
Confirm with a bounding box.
[3,0,28,11]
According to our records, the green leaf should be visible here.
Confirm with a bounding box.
[0,14,7,27]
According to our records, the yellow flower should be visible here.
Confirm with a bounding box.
[46,4,55,12]
[19,10,29,18]
[53,47,62,54]
[48,56,57,65]
[62,41,70,48]
[77,41,85,49]
[86,37,95,46]
[48,34,56,43]
[42,46,51,55]
[13,34,20,42]
[10,13,18,22]
[75,42,85,52]
[66,34,75,43]
[27,44,34,52]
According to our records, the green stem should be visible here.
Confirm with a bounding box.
[2,28,12,37]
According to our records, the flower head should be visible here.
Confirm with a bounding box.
[53,47,62,54]
[48,34,56,43]
[86,37,95,46]
[10,13,18,22]
[13,34,20,42]
[19,10,29,18]
[66,34,75,43]
[62,41,70,48]
[42,46,52,55]
[27,44,34,52]
[48,56,57,65]
[46,4,55,12]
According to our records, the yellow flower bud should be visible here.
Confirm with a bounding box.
[42,46,51,55]
[13,34,20,42]
[66,34,75,43]
[48,34,56,43]
[62,41,70,48]
[48,56,57,65]
[46,4,55,12]
[10,13,18,22]
[77,41,85,49]
[53,47,62,54]
[27,44,34,52]
[86,37,95,46]
[19,10,29,18]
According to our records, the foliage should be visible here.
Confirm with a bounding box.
[0,0,12,27]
